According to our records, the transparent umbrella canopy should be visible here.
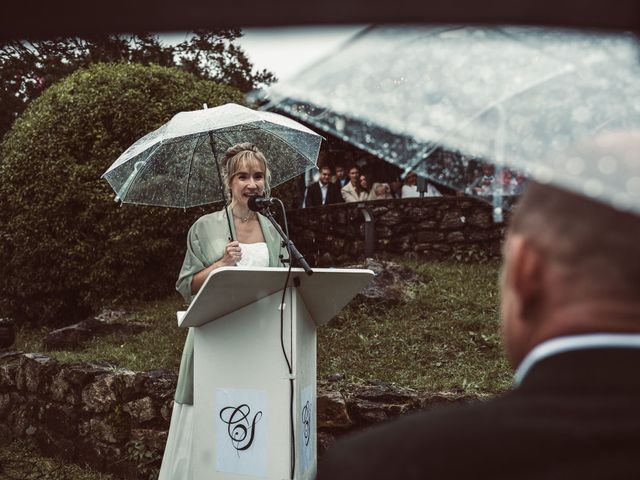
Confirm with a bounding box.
[268,26,640,216]
[102,103,322,208]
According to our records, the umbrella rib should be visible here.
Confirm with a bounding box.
[277,102,435,177]
[183,135,203,208]
[213,120,321,162]
[116,142,161,202]
[254,121,318,164]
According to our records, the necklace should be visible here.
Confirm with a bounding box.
[232,209,254,223]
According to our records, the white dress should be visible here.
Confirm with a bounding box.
[158,242,269,480]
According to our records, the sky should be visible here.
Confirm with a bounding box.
[162,25,366,82]
[239,26,365,81]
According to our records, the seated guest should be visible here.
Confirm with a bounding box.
[401,171,442,198]
[389,176,403,199]
[359,173,372,197]
[341,165,368,202]
[497,167,516,196]
[305,166,344,207]
[470,162,496,196]
[368,177,393,201]
[334,164,349,187]
[511,171,528,195]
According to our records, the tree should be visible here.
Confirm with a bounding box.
[0,30,275,141]
[0,63,244,325]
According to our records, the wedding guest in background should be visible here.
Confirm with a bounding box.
[305,165,344,207]
[359,172,372,197]
[470,162,496,196]
[402,171,442,197]
[389,176,403,199]
[341,165,368,202]
[334,164,349,187]
[368,176,393,200]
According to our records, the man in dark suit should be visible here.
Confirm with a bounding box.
[317,134,640,479]
[305,165,344,207]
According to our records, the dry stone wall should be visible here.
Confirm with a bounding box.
[0,352,482,479]
[0,352,175,478]
[286,196,508,266]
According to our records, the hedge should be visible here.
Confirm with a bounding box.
[0,63,244,325]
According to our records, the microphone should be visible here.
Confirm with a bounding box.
[248,196,278,211]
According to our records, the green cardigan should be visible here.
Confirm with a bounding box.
[174,207,288,405]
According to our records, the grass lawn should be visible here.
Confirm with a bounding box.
[0,439,115,480]
[15,258,511,394]
[318,259,511,394]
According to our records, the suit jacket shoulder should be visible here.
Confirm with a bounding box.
[318,348,640,480]
[306,182,322,207]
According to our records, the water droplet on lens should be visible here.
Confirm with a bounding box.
[597,155,617,175]
[566,157,585,175]
[571,106,591,123]
[583,179,604,197]
[626,176,640,195]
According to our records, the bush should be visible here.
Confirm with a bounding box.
[0,63,243,325]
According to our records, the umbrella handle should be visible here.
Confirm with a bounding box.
[208,131,235,241]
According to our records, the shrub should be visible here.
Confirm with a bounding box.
[0,63,243,325]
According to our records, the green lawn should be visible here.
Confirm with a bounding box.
[0,439,115,480]
[319,259,511,394]
[15,296,188,373]
[15,258,511,394]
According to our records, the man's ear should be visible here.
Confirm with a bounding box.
[504,235,544,322]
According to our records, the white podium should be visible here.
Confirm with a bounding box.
[178,267,374,480]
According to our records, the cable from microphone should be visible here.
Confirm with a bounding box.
[247,196,278,211]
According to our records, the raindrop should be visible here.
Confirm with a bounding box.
[611,192,633,212]
[551,134,570,152]
[571,106,591,123]
[565,156,585,176]
[597,155,618,175]
[626,176,640,195]
[533,165,554,184]
[583,179,604,198]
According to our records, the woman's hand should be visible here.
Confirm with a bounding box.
[190,241,242,295]
[219,240,242,267]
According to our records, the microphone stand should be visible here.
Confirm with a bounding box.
[260,208,313,276]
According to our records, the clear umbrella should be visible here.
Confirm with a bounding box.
[267,26,640,216]
[102,103,322,208]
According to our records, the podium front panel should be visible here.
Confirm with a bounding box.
[192,288,316,480]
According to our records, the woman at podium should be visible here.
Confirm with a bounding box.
[159,143,289,479]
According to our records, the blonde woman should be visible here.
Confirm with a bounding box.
[159,142,288,480]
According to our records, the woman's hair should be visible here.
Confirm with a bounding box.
[359,173,372,192]
[222,142,271,199]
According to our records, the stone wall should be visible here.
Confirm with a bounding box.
[0,352,175,479]
[0,352,481,479]
[286,196,508,266]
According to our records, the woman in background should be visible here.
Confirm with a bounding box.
[367,174,393,201]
